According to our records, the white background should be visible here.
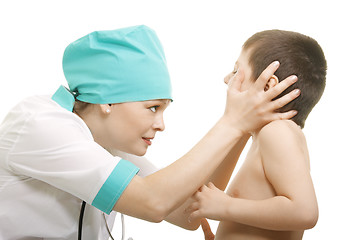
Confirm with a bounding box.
[0,0,359,239]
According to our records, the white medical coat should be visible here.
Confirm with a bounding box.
[0,95,158,240]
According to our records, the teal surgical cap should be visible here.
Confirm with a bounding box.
[52,25,172,112]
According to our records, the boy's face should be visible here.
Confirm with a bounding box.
[224,48,254,91]
[104,99,170,156]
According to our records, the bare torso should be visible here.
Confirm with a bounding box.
[215,121,309,240]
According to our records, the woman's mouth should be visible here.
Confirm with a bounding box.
[142,137,153,146]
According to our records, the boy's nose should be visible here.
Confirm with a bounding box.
[224,73,231,84]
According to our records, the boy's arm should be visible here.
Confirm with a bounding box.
[255,120,318,230]
[187,120,318,231]
[207,134,250,190]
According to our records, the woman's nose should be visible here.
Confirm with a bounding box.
[153,115,165,131]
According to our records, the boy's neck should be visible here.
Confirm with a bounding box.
[251,119,301,138]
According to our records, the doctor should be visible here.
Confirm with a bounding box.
[0,25,299,239]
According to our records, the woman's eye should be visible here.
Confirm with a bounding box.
[150,106,159,113]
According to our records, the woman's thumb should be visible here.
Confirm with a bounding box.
[227,69,244,91]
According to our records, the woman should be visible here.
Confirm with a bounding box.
[0,25,299,239]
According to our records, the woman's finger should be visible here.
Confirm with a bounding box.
[269,88,300,110]
[253,61,280,91]
[266,75,298,100]
[271,110,298,121]
[227,69,244,91]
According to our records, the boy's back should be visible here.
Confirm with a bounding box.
[215,119,317,240]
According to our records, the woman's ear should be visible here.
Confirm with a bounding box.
[99,104,112,114]
[264,75,279,91]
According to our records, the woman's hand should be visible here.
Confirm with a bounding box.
[223,61,300,135]
[186,182,231,222]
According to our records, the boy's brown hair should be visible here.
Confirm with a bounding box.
[243,30,327,128]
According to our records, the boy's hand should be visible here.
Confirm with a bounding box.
[200,218,215,240]
[185,182,230,222]
[223,61,300,135]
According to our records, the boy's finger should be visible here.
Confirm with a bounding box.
[207,182,219,191]
[253,61,280,91]
[198,185,207,192]
[266,75,298,100]
[184,202,199,214]
[188,210,202,223]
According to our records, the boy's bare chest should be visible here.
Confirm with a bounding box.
[226,141,276,200]
[216,142,304,240]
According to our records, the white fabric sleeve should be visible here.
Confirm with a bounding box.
[109,149,159,177]
[4,109,139,214]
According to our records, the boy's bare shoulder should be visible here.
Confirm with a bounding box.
[257,120,305,147]
[257,120,311,178]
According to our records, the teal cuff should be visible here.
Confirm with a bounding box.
[92,159,139,214]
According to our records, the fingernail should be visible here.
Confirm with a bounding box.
[291,75,298,82]
[294,89,301,95]
[273,61,280,67]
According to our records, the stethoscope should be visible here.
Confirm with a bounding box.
[78,201,133,240]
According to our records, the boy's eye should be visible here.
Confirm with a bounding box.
[149,106,159,113]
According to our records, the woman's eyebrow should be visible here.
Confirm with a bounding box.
[147,99,170,105]
[153,99,170,105]
[161,99,171,104]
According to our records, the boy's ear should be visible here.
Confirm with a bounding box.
[264,75,279,91]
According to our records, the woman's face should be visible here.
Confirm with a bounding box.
[102,99,170,156]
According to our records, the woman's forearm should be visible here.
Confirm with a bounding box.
[163,135,250,230]
[143,117,243,217]
[114,117,243,222]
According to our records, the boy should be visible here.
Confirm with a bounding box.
[187,30,327,239]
